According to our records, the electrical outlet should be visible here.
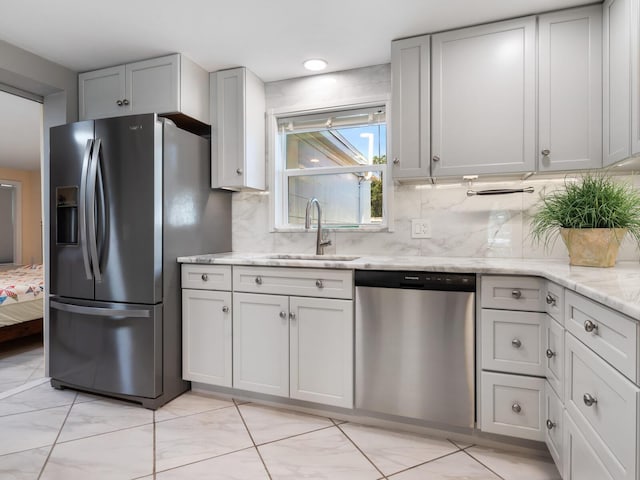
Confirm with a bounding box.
[411,219,432,239]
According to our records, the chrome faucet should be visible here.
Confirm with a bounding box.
[305,198,332,255]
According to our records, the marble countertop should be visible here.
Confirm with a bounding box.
[178,253,640,321]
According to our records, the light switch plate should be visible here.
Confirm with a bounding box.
[411,219,432,239]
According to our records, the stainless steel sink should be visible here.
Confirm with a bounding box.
[263,254,360,262]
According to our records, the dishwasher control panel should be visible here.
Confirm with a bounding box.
[354,270,476,292]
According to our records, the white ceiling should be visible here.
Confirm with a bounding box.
[0,0,595,171]
[0,91,41,171]
[1,0,593,82]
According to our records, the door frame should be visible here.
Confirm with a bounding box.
[0,179,22,264]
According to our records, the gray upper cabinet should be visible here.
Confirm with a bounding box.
[431,17,536,176]
[79,54,209,124]
[538,6,602,172]
[603,0,640,166]
[211,67,266,191]
[390,35,430,179]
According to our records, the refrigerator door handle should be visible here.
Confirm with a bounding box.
[87,138,102,283]
[50,300,151,318]
[79,138,94,281]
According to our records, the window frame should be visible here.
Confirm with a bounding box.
[268,101,391,232]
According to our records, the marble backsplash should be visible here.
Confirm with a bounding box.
[231,174,640,262]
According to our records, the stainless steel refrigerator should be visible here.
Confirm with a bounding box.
[48,114,231,409]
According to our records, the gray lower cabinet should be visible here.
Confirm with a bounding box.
[538,5,602,172]
[431,17,536,176]
[390,35,430,179]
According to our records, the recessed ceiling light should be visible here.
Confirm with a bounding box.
[309,158,320,163]
[303,59,328,71]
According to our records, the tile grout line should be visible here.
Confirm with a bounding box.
[154,403,237,424]
[462,448,506,480]
[233,399,273,480]
[383,449,463,478]
[36,391,78,480]
[334,423,388,479]
[254,423,337,448]
[152,410,156,480]
[150,446,257,477]
[0,401,78,419]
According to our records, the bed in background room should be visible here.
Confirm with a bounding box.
[0,264,44,343]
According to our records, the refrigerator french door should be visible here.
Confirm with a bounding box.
[49,115,164,402]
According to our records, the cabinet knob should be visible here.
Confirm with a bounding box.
[584,320,598,333]
[289,312,296,321]
[541,149,551,156]
[392,157,400,165]
[201,273,208,282]
[432,155,440,162]
[255,276,263,285]
[511,338,522,349]
[511,289,522,299]
[546,348,555,359]
[545,293,555,305]
[546,419,556,430]
[315,279,324,289]
[511,402,522,414]
[116,100,123,106]
[222,306,229,313]
[122,99,130,106]
[236,168,243,175]
[279,311,287,319]
[583,393,597,407]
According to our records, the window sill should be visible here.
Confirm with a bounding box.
[272,225,390,233]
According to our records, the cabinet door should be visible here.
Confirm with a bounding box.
[79,65,126,120]
[182,289,232,387]
[432,17,536,176]
[563,412,614,480]
[632,0,640,155]
[603,0,632,166]
[289,297,353,408]
[538,6,602,171]
[126,54,180,116]
[544,381,563,474]
[390,35,430,179]
[544,315,564,399]
[233,292,289,397]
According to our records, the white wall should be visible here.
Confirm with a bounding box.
[232,64,640,262]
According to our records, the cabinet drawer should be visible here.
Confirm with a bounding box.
[545,315,564,400]
[544,381,563,474]
[233,267,353,299]
[481,309,545,376]
[545,281,564,324]
[480,371,545,441]
[565,290,638,382]
[181,264,231,291]
[565,333,639,480]
[563,412,615,480]
[481,276,546,311]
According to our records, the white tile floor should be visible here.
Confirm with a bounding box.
[0,343,562,480]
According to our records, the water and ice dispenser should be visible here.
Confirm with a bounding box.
[56,186,78,245]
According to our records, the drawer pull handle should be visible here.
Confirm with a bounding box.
[116,99,124,106]
[545,293,555,305]
[316,279,324,289]
[393,157,400,165]
[279,311,287,319]
[512,402,522,414]
[546,419,556,430]
[222,306,229,313]
[583,393,597,407]
[545,348,555,359]
[511,289,522,299]
[289,312,296,321]
[255,276,263,285]
[201,273,208,282]
[236,168,243,175]
[584,320,598,333]
[511,338,522,349]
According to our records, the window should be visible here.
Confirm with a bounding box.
[274,105,387,229]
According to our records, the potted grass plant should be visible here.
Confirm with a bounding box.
[530,172,640,267]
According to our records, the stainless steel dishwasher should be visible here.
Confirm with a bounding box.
[355,270,476,429]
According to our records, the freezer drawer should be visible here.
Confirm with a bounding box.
[49,298,162,399]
